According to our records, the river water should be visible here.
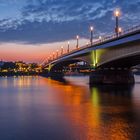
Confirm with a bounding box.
[0,76,140,140]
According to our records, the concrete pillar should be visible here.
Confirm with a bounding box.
[49,71,64,80]
[89,69,135,85]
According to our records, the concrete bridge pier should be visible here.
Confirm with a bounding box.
[89,69,135,85]
[49,71,64,80]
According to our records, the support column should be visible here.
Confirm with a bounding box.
[89,69,135,85]
[49,71,64,80]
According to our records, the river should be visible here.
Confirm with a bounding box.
[0,75,140,140]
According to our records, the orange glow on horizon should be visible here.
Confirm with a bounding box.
[0,38,89,63]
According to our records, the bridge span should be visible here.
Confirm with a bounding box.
[44,25,140,84]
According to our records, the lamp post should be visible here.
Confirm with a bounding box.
[61,46,63,55]
[114,9,120,37]
[50,55,52,61]
[46,59,48,64]
[90,26,93,45]
[47,57,50,62]
[86,42,89,46]
[53,52,55,60]
[76,35,79,49]
[67,41,70,53]
[118,27,122,35]
[99,36,102,41]
[56,50,59,58]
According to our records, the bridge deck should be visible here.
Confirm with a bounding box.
[45,25,140,66]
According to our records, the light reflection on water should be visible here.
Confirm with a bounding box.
[0,76,139,140]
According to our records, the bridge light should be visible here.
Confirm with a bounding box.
[53,52,55,60]
[56,50,59,58]
[50,55,52,60]
[61,46,63,55]
[86,42,90,46]
[76,35,79,49]
[47,57,50,62]
[99,36,102,41]
[118,27,122,34]
[76,35,79,39]
[67,41,70,53]
[90,26,94,45]
[90,26,93,31]
[114,9,120,17]
[114,9,121,37]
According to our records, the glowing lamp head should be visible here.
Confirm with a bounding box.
[76,35,79,39]
[118,27,122,33]
[90,26,93,31]
[99,36,102,40]
[114,9,120,17]
[68,41,70,45]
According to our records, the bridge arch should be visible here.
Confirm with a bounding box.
[50,58,90,72]
[98,51,140,68]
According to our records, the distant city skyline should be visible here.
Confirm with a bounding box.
[0,0,139,63]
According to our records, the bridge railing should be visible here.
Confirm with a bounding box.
[45,24,140,65]
[67,24,140,54]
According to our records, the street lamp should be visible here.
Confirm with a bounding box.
[50,55,52,61]
[90,26,93,45]
[47,57,50,62]
[118,27,122,35]
[114,9,121,37]
[67,41,70,53]
[76,35,79,49]
[53,52,55,60]
[56,50,59,58]
[61,46,63,55]
[99,36,102,41]
[86,42,89,46]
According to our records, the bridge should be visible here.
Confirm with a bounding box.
[44,25,140,84]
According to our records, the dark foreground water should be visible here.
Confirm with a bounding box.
[0,76,140,140]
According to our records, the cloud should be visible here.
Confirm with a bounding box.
[0,0,139,44]
[22,0,105,22]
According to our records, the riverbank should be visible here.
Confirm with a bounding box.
[0,72,43,77]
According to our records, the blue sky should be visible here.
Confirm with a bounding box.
[0,0,139,62]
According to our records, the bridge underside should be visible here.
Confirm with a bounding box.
[98,53,140,69]
[50,59,89,72]
[48,54,139,84]
[90,53,140,85]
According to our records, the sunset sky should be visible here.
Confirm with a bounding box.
[0,0,140,63]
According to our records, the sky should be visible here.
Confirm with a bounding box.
[0,0,140,63]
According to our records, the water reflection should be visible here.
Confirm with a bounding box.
[90,85,135,140]
[0,76,139,140]
[45,76,140,140]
